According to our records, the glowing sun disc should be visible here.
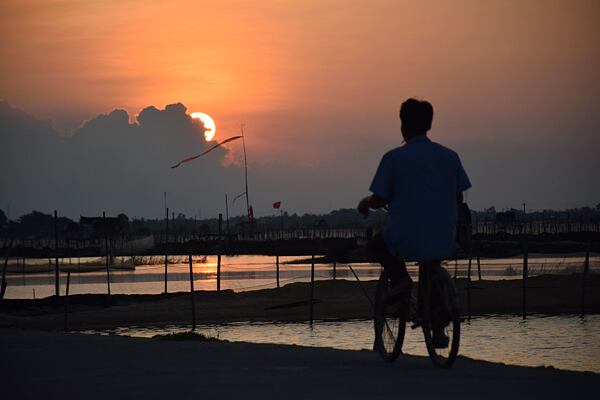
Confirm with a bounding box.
[191,112,216,141]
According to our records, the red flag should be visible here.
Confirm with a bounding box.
[248,206,255,223]
[272,201,281,209]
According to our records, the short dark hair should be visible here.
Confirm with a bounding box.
[399,98,433,133]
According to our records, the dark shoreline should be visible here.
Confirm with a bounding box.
[1,274,599,332]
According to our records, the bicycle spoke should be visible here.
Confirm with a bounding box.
[374,271,406,362]
[422,266,460,368]
[384,320,394,342]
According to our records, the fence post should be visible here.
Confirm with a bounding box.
[522,240,528,320]
[467,252,472,281]
[333,261,337,280]
[172,212,175,243]
[453,259,458,281]
[581,243,590,318]
[103,212,111,296]
[467,250,472,321]
[309,253,315,327]
[1,238,13,300]
[217,213,222,292]
[64,272,71,332]
[54,210,60,296]
[477,254,482,281]
[276,255,280,288]
[164,207,169,293]
[466,279,472,321]
[189,251,196,331]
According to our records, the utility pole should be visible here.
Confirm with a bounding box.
[217,214,222,291]
[225,194,230,236]
[241,123,250,220]
[103,211,111,295]
[164,207,169,293]
[54,210,59,296]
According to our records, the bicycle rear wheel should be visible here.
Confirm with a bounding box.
[374,270,407,362]
[422,265,461,368]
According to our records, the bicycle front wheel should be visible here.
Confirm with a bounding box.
[374,270,407,362]
[422,265,461,368]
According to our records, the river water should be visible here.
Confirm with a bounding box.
[81,314,600,374]
[5,254,598,373]
[3,254,598,299]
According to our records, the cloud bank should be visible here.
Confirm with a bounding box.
[1,100,599,220]
[0,101,241,219]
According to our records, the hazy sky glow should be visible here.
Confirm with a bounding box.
[1,0,599,218]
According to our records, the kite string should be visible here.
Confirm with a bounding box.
[171,135,242,169]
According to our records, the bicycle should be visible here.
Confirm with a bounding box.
[373,261,461,368]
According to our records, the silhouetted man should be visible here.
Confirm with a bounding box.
[358,98,471,347]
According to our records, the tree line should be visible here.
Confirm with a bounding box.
[1,204,599,239]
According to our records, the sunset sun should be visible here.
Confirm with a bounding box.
[191,112,216,141]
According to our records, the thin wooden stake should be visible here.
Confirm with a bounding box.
[466,248,473,321]
[64,272,71,332]
[217,213,222,292]
[103,212,111,296]
[1,238,13,300]
[522,241,528,320]
[309,253,315,327]
[54,210,60,296]
[164,207,169,293]
[189,252,196,331]
[453,259,458,281]
[581,243,590,318]
[467,253,472,281]
[333,261,337,280]
[225,194,230,237]
[466,275,472,322]
[477,254,482,281]
[276,255,280,288]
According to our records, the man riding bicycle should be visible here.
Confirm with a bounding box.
[358,98,471,348]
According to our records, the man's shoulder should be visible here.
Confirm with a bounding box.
[381,146,405,161]
[429,141,460,160]
[382,139,460,162]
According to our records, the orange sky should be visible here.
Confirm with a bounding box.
[1,0,599,212]
[2,1,598,131]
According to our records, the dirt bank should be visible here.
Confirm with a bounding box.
[1,273,598,331]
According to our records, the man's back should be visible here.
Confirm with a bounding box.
[370,135,471,261]
[359,98,471,347]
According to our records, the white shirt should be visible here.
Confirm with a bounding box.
[370,135,471,261]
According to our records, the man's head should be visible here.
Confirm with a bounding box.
[399,98,433,140]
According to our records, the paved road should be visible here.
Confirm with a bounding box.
[1,329,598,399]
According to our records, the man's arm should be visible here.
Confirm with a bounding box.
[362,151,393,217]
[358,194,388,217]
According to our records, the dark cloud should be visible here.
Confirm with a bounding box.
[0,101,239,219]
[1,100,599,220]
